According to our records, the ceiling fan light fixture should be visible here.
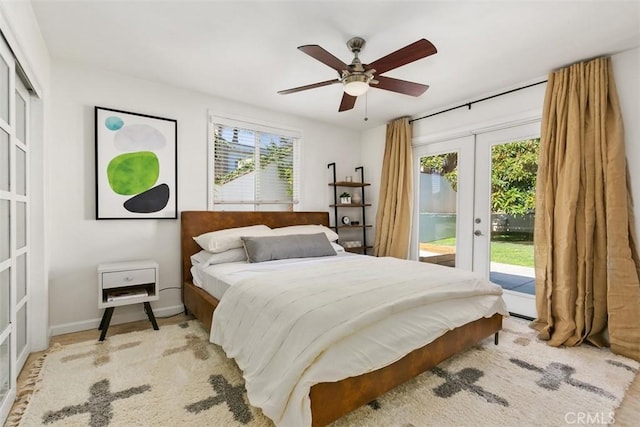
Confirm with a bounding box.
[343,74,370,96]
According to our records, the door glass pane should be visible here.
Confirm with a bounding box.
[418,152,458,267]
[0,268,9,332]
[0,337,9,404]
[489,139,539,295]
[17,201,26,249]
[0,129,8,191]
[0,57,8,123]
[0,200,8,262]
[16,253,26,302]
[16,146,26,196]
[16,91,26,144]
[17,303,26,356]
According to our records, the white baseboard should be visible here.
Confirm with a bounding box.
[49,304,185,337]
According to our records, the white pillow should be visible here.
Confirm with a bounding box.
[272,224,339,242]
[190,248,247,267]
[331,242,345,253]
[193,225,273,253]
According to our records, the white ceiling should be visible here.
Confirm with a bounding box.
[31,1,640,131]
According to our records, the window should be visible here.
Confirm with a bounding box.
[208,115,300,211]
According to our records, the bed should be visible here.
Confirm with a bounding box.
[181,210,505,426]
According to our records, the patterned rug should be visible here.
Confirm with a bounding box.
[6,317,638,427]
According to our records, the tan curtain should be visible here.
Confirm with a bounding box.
[533,56,640,361]
[374,117,413,258]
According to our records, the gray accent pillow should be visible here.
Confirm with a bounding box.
[241,233,337,263]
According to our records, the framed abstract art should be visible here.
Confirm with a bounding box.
[95,106,177,219]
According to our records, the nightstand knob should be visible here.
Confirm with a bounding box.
[125,276,133,281]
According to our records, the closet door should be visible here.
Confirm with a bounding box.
[0,35,16,421]
[14,72,30,372]
[0,33,29,422]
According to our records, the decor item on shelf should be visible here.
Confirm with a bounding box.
[340,192,351,204]
[95,106,177,219]
[351,221,360,226]
[341,216,351,225]
[351,192,362,204]
[345,176,353,182]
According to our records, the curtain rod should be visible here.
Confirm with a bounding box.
[409,80,548,124]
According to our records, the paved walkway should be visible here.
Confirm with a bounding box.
[419,251,535,295]
[490,262,535,295]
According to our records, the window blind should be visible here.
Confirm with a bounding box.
[208,115,300,211]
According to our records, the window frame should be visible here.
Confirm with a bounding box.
[207,113,301,211]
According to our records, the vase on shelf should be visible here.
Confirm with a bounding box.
[351,193,362,204]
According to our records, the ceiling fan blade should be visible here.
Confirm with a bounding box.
[298,45,349,73]
[366,39,437,75]
[339,93,357,112]
[373,75,429,97]
[278,79,340,95]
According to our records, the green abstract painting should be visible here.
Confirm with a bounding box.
[107,151,159,195]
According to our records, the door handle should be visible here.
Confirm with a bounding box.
[474,230,483,236]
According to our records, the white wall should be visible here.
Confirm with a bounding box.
[361,47,640,258]
[48,60,360,334]
[612,48,640,238]
[359,125,385,250]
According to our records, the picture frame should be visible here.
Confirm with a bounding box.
[95,106,177,219]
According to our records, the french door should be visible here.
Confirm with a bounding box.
[0,35,30,422]
[414,121,540,318]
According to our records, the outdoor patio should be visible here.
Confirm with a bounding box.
[490,262,535,295]
[419,248,535,296]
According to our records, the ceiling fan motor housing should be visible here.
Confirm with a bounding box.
[347,37,366,54]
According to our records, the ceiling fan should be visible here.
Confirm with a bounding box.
[278,37,437,112]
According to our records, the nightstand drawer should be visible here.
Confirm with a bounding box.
[102,268,156,289]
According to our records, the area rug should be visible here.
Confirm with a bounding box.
[6,317,638,427]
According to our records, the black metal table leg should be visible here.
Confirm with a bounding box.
[494,331,499,345]
[99,309,108,330]
[99,307,115,341]
[144,301,159,330]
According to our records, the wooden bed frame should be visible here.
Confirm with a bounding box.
[181,210,502,426]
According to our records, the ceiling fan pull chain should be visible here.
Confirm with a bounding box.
[364,92,369,122]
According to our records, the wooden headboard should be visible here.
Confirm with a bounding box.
[180,210,330,285]
[180,210,330,331]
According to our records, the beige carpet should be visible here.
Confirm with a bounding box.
[6,317,639,427]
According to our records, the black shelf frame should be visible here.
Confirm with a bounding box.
[327,163,371,254]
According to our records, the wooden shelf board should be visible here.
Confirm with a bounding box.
[344,246,373,253]
[329,182,371,187]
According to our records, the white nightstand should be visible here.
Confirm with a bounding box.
[98,260,160,341]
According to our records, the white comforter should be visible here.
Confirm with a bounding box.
[210,255,508,427]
